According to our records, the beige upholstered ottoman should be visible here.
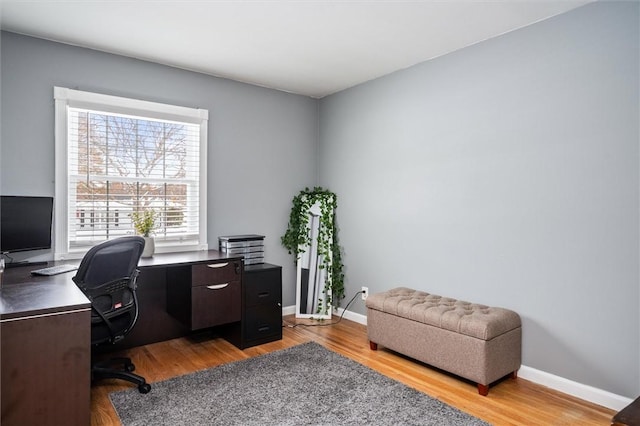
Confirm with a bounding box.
[366,287,521,396]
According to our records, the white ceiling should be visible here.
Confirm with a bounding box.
[0,0,591,98]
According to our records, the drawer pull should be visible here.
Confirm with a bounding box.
[258,292,270,298]
[258,326,270,332]
[207,263,229,269]
[206,283,229,290]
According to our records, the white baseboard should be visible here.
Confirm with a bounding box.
[334,306,367,325]
[282,305,296,316]
[518,365,632,411]
[282,304,631,411]
[282,305,368,324]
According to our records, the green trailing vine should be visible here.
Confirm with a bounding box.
[281,187,345,314]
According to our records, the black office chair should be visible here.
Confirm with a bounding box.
[72,236,151,394]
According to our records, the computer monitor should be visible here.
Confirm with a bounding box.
[0,195,54,253]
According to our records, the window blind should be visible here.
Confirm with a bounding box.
[67,108,201,248]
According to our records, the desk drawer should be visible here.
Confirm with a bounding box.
[244,304,282,341]
[191,280,241,329]
[192,261,240,287]
[166,259,243,331]
[245,279,280,307]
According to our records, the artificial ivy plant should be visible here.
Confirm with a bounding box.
[281,187,345,313]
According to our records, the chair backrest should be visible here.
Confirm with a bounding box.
[73,236,145,345]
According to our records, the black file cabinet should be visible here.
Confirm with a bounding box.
[225,263,282,349]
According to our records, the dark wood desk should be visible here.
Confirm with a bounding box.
[0,250,245,425]
[118,250,244,349]
[1,267,91,426]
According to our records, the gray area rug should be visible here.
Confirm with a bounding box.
[110,342,490,425]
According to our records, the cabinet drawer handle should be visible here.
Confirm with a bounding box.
[207,263,229,269]
[258,326,270,332]
[206,283,229,290]
[258,292,270,298]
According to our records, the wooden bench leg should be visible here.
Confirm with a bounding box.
[478,384,489,396]
[478,371,516,396]
[369,341,378,350]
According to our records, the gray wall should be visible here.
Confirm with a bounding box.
[0,31,318,307]
[319,2,639,397]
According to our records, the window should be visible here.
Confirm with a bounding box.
[54,87,208,259]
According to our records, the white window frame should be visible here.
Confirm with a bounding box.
[54,87,208,260]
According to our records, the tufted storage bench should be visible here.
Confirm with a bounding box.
[366,287,521,396]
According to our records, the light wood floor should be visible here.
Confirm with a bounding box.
[91,315,615,425]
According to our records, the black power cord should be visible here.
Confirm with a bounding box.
[284,290,364,328]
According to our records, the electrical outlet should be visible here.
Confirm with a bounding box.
[361,286,369,300]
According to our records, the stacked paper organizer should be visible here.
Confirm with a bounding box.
[218,234,265,265]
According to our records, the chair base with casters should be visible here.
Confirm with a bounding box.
[91,356,151,394]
